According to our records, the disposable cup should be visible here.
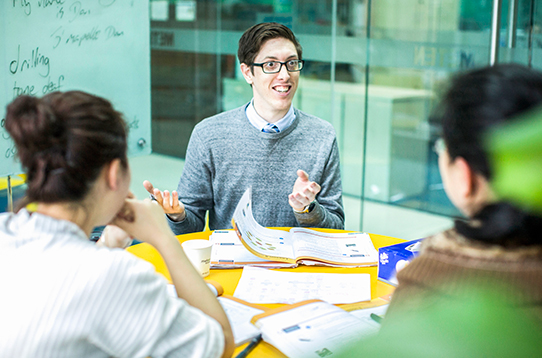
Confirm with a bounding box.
[182,239,212,277]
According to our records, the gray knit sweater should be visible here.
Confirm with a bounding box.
[167,104,344,234]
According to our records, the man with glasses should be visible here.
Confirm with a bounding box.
[145,22,344,234]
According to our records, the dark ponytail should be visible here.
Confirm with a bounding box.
[435,64,542,246]
[455,203,542,247]
[5,91,128,208]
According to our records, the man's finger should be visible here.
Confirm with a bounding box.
[303,186,316,197]
[143,180,155,194]
[153,188,164,205]
[172,191,181,210]
[297,169,310,182]
[288,195,305,211]
[294,192,310,206]
[163,190,172,210]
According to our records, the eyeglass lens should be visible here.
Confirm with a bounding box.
[262,60,303,73]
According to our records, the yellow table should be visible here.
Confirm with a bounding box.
[127,229,405,357]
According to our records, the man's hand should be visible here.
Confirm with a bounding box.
[288,169,321,212]
[143,180,186,221]
[111,198,179,249]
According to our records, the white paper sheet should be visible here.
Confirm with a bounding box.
[233,267,371,304]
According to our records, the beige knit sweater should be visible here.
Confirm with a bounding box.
[385,228,542,323]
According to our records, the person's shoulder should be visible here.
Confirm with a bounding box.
[295,109,336,134]
[194,105,248,132]
[0,211,21,237]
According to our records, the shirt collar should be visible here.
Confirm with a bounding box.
[245,99,296,133]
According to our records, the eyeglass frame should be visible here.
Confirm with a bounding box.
[251,59,305,74]
[433,137,447,156]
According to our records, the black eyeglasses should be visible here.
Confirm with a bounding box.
[433,138,446,156]
[252,60,305,74]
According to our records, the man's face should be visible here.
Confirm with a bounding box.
[240,37,300,122]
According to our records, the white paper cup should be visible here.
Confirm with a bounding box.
[182,239,212,277]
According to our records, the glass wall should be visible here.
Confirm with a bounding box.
[149,0,542,236]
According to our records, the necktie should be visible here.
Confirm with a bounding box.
[262,123,280,133]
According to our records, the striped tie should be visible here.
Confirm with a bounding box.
[262,123,280,133]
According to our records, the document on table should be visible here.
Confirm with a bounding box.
[251,300,380,358]
[233,266,371,304]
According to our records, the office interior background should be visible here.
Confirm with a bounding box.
[139,0,542,239]
[4,0,542,240]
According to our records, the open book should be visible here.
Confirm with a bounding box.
[230,188,378,267]
[251,299,381,358]
[210,230,297,268]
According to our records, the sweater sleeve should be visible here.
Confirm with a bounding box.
[294,136,345,229]
[88,251,224,358]
[168,128,213,234]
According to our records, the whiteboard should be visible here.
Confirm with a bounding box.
[0,0,151,177]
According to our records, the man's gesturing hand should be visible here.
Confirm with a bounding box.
[143,180,186,221]
[288,170,321,212]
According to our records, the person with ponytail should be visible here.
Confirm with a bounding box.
[384,64,542,322]
[0,91,234,358]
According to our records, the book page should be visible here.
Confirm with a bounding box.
[232,188,296,261]
[217,296,265,346]
[168,285,265,347]
[233,267,371,304]
[254,300,380,358]
[290,228,378,266]
[210,231,295,268]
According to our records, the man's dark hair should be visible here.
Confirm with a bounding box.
[238,22,303,71]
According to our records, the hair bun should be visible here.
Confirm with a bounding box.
[5,95,68,178]
[6,95,66,157]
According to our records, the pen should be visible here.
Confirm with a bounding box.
[236,334,262,358]
[370,313,383,324]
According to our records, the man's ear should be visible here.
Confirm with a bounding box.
[240,63,253,85]
[105,159,122,191]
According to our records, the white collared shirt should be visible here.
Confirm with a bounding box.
[245,99,296,133]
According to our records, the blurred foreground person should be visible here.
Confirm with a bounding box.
[337,63,542,358]
[385,63,542,321]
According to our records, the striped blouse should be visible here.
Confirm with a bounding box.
[0,209,224,358]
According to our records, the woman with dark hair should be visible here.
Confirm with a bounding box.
[385,64,542,321]
[0,91,234,358]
